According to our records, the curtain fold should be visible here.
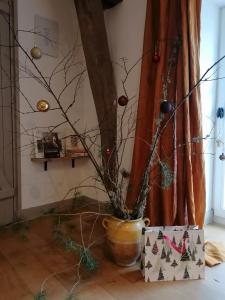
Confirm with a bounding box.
[127,0,205,227]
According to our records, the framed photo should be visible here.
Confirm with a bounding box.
[32,131,63,158]
[64,134,85,156]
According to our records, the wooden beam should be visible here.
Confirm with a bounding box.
[74,0,117,188]
[102,0,123,10]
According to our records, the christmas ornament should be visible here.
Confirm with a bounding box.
[152,42,160,63]
[106,148,111,155]
[30,46,42,59]
[118,95,128,106]
[160,100,172,113]
[36,99,49,112]
[152,53,160,63]
[219,153,225,161]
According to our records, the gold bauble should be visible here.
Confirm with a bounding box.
[30,46,42,59]
[36,100,49,112]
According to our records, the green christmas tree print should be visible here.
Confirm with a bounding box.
[172,236,176,245]
[158,230,164,240]
[166,250,171,263]
[171,259,178,268]
[183,230,189,239]
[178,240,183,250]
[152,241,159,255]
[142,246,146,255]
[145,260,153,270]
[196,234,201,245]
[146,236,151,246]
[181,249,190,261]
[196,258,203,267]
[161,246,166,259]
[188,246,192,255]
[183,266,190,279]
[191,249,196,261]
[158,267,164,280]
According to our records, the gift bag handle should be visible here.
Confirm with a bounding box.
[163,234,187,254]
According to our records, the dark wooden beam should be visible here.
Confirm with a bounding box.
[74,0,118,189]
[102,0,123,10]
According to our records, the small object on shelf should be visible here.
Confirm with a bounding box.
[64,134,85,156]
[30,46,42,59]
[36,99,50,112]
[118,95,128,106]
[43,132,61,158]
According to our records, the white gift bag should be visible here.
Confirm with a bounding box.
[141,226,205,282]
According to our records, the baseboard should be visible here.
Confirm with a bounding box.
[213,215,225,226]
[204,209,214,225]
[21,196,110,221]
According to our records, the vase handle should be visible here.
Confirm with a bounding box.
[143,218,150,227]
[102,218,109,229]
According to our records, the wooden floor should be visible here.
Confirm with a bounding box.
[0,217,225,300]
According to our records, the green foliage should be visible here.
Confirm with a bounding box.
[33,290,47,300]
[80,248,98,272]
[64,292,76,300]
[54,230,98,272]
[11,218,30,239]
[160,161,174,189]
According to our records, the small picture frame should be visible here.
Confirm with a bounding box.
[32,131,63,158]
[64,134,85,157]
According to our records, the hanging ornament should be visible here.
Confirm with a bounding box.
[30,46,42,59]
[106,148,111,156]
[152,53,160,63]
[160,100,172,114]
[219,153,225,161]
[36,99,49,112]
[118,95,128,106]
[152,42,160,63]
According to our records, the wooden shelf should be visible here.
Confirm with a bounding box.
[31,153,88,171]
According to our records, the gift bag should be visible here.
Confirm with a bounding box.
[141,226,205,282]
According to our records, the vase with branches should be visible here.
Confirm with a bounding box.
[0,1,224,297]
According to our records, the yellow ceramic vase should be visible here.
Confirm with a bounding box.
[102,215,150,267]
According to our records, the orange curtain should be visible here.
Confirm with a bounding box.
[127,0,205,227]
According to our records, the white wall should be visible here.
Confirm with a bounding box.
[200,0,221,223]
[17,0,147,209]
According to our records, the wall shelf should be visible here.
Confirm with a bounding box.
[31,153,88,171]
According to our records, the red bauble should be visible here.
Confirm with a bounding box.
[106,148,111,155]
[152,54,160,63]
[118,95,128,106]
[160,100,172,113]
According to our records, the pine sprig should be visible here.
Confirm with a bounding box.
[160,161,174,189]
[64,292,77,300]
[33,290,47,300]
[54,230,98,272]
